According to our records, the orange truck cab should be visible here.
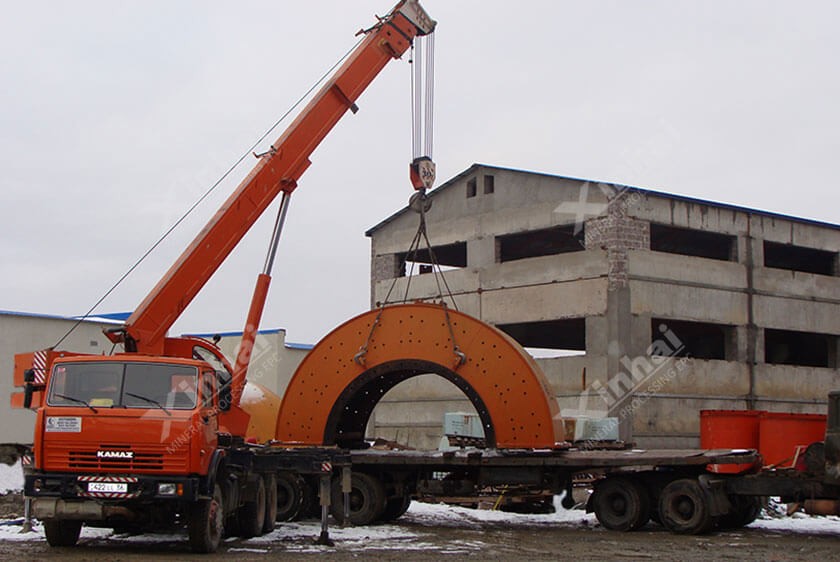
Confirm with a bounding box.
[26,346,232,527]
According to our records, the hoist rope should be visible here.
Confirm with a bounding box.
[411,41,423,160]
[383,30,458,310]
[410,33,435,160]
[424,32,435,158]
[53,36,366,350]
[379,191,459,312]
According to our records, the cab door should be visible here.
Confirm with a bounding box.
[198,371,219,470]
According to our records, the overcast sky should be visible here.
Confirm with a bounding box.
[1,1,838,345]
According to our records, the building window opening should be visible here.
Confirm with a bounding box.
[497,225,583,263]
[484,175,495,194]
[496,318,585,358]
[650,224,736,261]
[763,241,837,276]
[765,328,835,368]
[466,178,477,198]
[399,241,467,277]
[650,318,733,360]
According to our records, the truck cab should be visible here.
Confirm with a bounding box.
[25,346,232,544]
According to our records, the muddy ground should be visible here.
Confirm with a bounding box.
[0,492,837,562]
[0,492,23,518]
[1,520,837,562]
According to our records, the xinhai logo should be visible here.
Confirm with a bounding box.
[97,450,134,459]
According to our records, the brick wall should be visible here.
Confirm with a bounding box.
[585,196,650,290]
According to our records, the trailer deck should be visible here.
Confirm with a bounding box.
[349,447,759,470]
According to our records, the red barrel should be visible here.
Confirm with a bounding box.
[758,412,826,468]
[700,410,763,473]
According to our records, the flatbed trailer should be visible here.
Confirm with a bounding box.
[300,436,838,535]
[268,444,762,532]
[349,447,758,469]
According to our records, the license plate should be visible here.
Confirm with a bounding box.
[87,482,128,493]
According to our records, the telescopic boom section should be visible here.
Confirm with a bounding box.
[108,1,435,355]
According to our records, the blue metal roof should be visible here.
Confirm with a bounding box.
[183,329,313,350]
[0,309,123,323]
[184,328,285,338]
[80,311,132,321]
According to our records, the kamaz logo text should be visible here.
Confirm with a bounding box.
[97,450,134,459]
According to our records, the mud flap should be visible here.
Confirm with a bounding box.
[698,474,732,517]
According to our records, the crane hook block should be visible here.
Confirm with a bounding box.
[410,156,436,190]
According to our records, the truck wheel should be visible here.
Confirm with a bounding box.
[718,496,762,530]
[330,472,386,526]
[188,484,224,553]
[262,474,278,534]
[276,472,305,521]
[239,475,267,538]
[44,519,82,547]
[379,495,412,522]
[658,478,717,534]
[592,477,651,531]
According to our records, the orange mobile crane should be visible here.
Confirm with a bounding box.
[12,1,435,552]
[19,0,836,551]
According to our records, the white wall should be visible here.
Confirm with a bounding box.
[0,313,116,443]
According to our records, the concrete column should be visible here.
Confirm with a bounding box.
[467,237,496,269]
[750,236,765,267]
[734,326,751,363]
[605,285,635,441]
[585,316,608,357]
[582,200,651,441]
[754,327,765,365]
[743,223,761,409]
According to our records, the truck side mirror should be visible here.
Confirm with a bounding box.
[216,369,232,412]
[219,385,232,412]
[22,369,36,409]
[23,383,34,409]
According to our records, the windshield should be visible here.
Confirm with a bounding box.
[47,362,198,410]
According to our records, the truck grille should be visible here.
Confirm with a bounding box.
[45,443,188,474]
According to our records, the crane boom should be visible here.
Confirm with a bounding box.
[108,1,435,355]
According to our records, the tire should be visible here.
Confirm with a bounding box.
[188,484,224,553]
[44,520,82,547]
[330,472,386,526]
[276,472,305,522]
[658,478,717,535]
[262,474,278,534]
[379,495,412,522]
[592,477,651,531]
[718,496,762,530]
[239,475,267,538]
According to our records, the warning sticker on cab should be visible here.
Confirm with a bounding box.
[45,416,82,433]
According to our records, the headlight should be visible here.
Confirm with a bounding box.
[157,483,177,496]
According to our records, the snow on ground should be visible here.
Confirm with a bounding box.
[0,461,23,493]
[405,495,595,528]
[751,512,840,536]
[0,496,837,552]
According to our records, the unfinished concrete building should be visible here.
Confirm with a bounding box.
[366,164,840,449]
